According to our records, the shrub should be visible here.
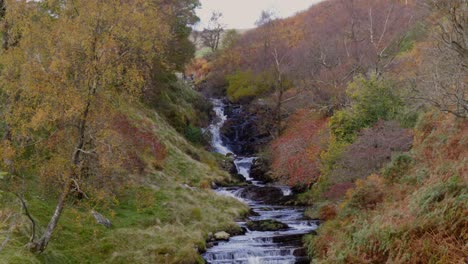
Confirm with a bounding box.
[345,175,385,210]
[184,125,205,146]
[382,153,413,182]
[329,121,413,186]
[226,70,272,102]
[330,75,403,143]
[270,110,328,187]
[318,203,337,221]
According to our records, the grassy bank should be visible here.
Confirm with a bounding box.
[0,90,248,264]
[305,112,467,263]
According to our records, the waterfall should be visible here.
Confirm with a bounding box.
[203,98,317,264]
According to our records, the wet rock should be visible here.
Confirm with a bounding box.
[295,256,311,264]
[213,231,230,241]
[249,209,260,216]
[239,186,284,204]
[221,103,273,155]
[218,157,238,175]
[293,247,307,257]
[246,220,289,231]
[272,233,304,247]
[232,174,246,182]
[250,158,273,183]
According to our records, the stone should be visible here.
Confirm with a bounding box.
[246,220,289,231]
[91,210,112,228]
[213,231,230,241]
[239,186,284,204]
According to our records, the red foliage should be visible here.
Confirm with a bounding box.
[185,58,211,82]
[113,115,167,172]
[209,0,417,107]
[323,182,355,201]
[319,204,338,221]
[270,109,328,187]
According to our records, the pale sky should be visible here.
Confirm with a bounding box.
[196,0,325,29]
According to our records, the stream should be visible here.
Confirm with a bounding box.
[203,99,318,264]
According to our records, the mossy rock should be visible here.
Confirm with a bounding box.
[246,220,289,231]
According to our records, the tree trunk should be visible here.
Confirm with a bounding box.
[29,179,72,253]
[275,87,284,137]
[30,90,92,253]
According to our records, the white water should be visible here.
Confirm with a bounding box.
[208,99,233,155]
[204,99,317,264]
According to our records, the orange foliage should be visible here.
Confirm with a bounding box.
[185,58,212,82]
[270,109,328,187]
[318,204,337,221]
[208,0,417,107]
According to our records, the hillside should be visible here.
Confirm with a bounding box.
[0,0,466,263]
[189,0,467,262]
[0,1,248,263]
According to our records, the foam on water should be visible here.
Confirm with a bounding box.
[204,99,317,264]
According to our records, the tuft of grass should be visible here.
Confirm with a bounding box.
[382,153,413,182]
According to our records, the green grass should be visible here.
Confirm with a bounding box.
[195,47,212,58]
[0,100,248,263]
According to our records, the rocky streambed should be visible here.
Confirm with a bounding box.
[203,99,318,264]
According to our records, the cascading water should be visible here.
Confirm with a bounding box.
[204,99,318,264]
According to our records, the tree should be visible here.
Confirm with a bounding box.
[0,0,194,253]
[200,11,224,52]
[222,29,240,49]
[410,0,467,118]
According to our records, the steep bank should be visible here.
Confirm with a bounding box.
[307,112,467,263]
[0,86,248,264]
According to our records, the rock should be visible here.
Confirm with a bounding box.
[218,157,238,175]
[293,247,307,257]
[232,174,246,182]
[239,186,284,204]
[213,231,230,241]
[221,103,273,155]
[250,158,273,183]
[295,256,311,264]
[246,220,289,231]
[91,210,112,228]
[229,227,247,236]
[272,233,304,246]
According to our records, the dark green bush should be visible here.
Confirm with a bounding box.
[184,125,205,146]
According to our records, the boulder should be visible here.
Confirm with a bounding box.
[246,220,289,231]
[250,158,273,183]
[239,186,284,204]
[213,231,230,241]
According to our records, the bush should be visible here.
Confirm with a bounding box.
[345,175,385,210]
[270,110,328,187]
[330,75,403,143]
[318,203,337,221]
[184,125,205,146]
[226,70,272,102]
[329,121,413,186]
[382,153,413,182]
